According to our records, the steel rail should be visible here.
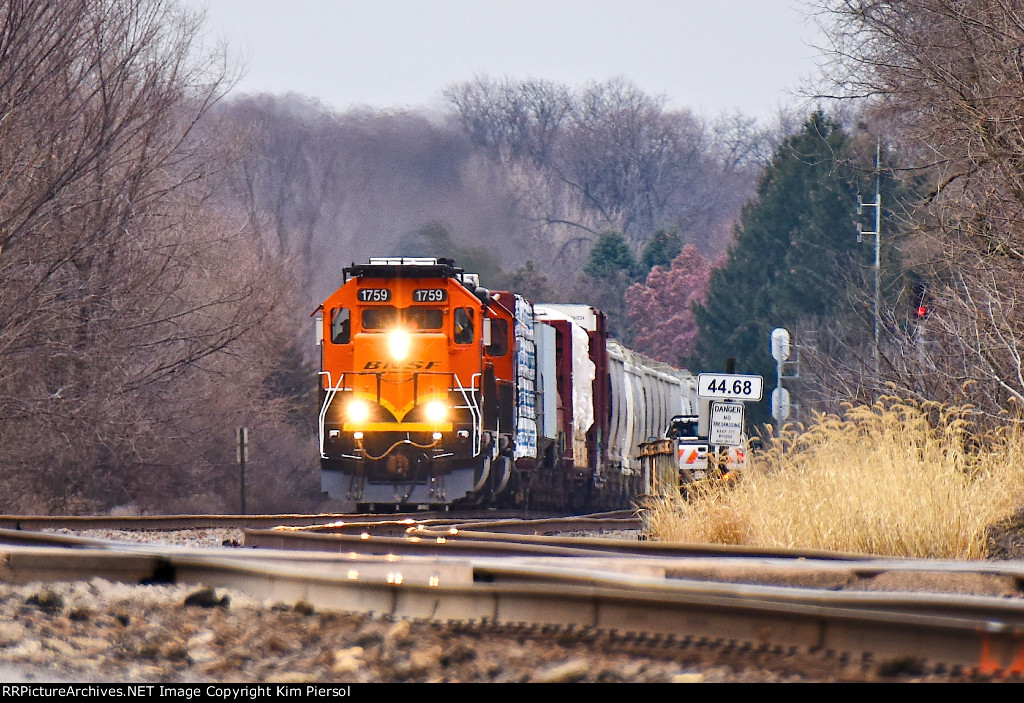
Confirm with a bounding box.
[0,510,614,532]
[11,525,1024,608]
[473,561,1024,625]
[0,514,356,530]
[3,536,1024,625]
[283,515,644,538]
[167,554,1024,675]
[4,525,1024,676]
[7,526,1024,586]
[242,524,1024,588]
[2,543,1024,676]
[243,526,882,561]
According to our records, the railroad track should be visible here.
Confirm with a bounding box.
[0,510,537,531]
[2,514,1024,679]
[0,509,623,533]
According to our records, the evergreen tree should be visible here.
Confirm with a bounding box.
[500,260,557,302]
[640,228,682,273]
[583,230,638,279]
[691,112,874,425]
[578,231,639,341]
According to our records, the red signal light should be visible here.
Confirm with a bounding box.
[912,280,931,320]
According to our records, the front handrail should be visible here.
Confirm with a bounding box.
[318,370,483,458]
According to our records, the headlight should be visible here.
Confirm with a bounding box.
[425,400,447,422]
[388,329,410,360]
[347,400,369,423]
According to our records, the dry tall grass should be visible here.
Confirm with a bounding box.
[647,398,1024,559]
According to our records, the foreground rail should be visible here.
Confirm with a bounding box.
[2,528,1024,676]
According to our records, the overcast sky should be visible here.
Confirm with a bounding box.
[189,0,827,121]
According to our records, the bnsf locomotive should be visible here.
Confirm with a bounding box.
[316,257,697,511]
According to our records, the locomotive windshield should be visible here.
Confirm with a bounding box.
[361,306,443,330]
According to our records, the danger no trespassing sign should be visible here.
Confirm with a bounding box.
[708,401,744,446]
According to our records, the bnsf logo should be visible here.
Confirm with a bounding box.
[363,361,442,370]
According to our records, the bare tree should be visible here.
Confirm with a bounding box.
[445,76,571,166]
[812,0,1024,420]
[213,95,528,303]
[0,0,315,512]
[444,77,762,273]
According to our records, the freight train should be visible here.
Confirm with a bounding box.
[315,257,698,511]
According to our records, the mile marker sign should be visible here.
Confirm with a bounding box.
[697,373,764,401]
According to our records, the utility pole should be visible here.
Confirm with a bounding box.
[857,140,882,380]
[237,427,249,514]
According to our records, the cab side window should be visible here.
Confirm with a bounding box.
[454,308,474,344]
[486,319,508,356]
[330,307,351,344]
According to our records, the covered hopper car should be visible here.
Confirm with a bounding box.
[316,257,697,511]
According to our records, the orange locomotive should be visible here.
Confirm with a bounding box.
[317,257,698,511]
[317,257,516,508]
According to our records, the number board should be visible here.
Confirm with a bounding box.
[412,288,447,303]
[357,288,391,302]
[697,373,764,401]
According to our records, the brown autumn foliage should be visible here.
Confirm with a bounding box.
[0,0,319,513]
[625,245,715,366]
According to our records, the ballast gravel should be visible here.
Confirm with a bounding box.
[0,578,830,684]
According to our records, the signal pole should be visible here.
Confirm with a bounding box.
[857,140,882,380]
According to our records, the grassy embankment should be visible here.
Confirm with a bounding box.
[647,398,1024,559]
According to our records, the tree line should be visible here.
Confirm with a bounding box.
[0,0,764,512]
[4,0,1021,512]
